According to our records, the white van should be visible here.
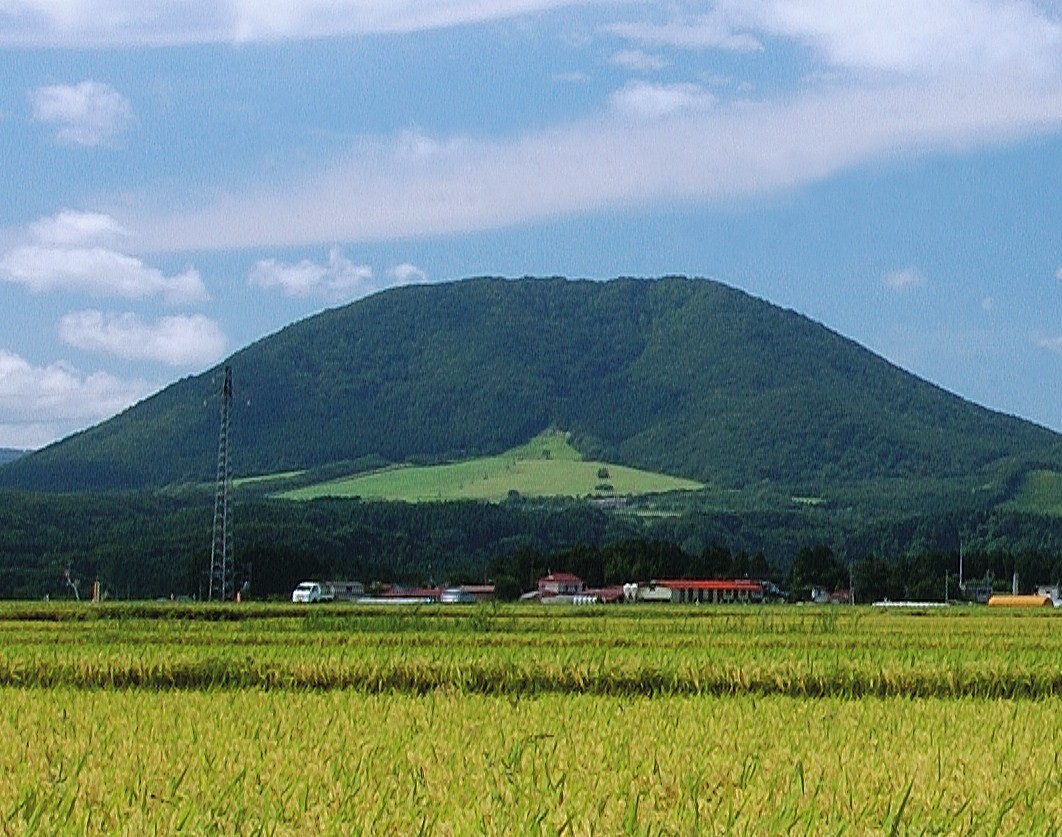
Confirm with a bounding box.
[291,581,323,603]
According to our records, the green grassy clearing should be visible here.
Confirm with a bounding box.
[1008,469,1062,516]
[279,429,701,502]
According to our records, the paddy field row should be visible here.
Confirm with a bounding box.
[3,604,1061,833]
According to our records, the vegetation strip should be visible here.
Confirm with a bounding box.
[3,659,1062,698]
[2,604,1061,698]
[3,604,1062,831]
[5,689,1061,833]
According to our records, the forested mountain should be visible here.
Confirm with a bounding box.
[0,450,25,466]
[2,276,1060,493]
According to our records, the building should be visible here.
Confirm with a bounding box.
[323,581,364,602]
[537,572,584,598]
[440,584,495,603]
[457,584,496,602]
[812,586,852,605]
[637,579,766,604]
[374,585,441,603]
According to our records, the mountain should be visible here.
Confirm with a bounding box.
[0,449,26,466]
[2,276,1060,494]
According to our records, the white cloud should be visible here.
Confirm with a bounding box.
[610,81,717,120]
[129,71,1062,251]
[552,70,589,84]
[0,244,206,304]
[606,14,763,53]
[248,247,374,300]
[31,81,133,146]
[0,0,589,46]
[1038,336,1062,352]
[610,49,668,72]
[248,251,430,300]
[29,210,129,246]
[388,263,429,284]
[1056,266,1062,280]
[719,0,1062,79]
[884,268,927,290]
[0,348,154,449]
[607,2,1061,80]
[58,311,228,367]
[0,211,207,304]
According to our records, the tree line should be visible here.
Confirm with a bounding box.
[1,490,1060,602]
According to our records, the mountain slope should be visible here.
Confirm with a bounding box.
[2,276,1059,493]
[0,449,25,466]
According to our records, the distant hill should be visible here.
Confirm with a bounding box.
[0,449,25,466]
[2,276,1060,496]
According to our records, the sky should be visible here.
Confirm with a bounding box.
[0,0,1060,450]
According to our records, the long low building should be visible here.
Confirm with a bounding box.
[632,580,766,604]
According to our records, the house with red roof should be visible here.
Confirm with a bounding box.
[537,572,584,598]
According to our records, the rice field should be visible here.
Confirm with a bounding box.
[2,603,1061,833]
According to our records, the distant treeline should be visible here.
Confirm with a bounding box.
[487,541,1062,603]
[2,491,1061,602]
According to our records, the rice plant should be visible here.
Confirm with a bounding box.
[1,603,1061,831]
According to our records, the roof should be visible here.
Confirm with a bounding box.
[379,586,441,599]
[458,584,495,594]
[652,579,764,591]
[538,572,582,583]
[588,586,625,602]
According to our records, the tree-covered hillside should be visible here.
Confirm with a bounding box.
[0,450,24,466]
[2,276,1060,493]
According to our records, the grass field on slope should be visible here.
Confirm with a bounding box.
[279,430,701,502]
[1008,469,1062,516]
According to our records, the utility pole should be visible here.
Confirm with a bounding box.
[209,366,234,601]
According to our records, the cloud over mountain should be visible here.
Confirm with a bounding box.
[58,311,227,366]
[0,348,153,450]
[1,211,206,304]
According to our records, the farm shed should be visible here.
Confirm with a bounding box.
[572,586,625,605]
[323,581,364,602]
[537,572,584,597]
[457,584,496,602]
[440,585,495,603]
[630,583,674,603]
[645,580,766,604]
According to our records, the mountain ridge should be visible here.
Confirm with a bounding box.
[0,449,26,466]
[2,275,1059,495]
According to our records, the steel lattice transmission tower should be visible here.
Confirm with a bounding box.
[209,366,234,601]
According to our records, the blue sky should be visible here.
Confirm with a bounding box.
[0,0,1060,450]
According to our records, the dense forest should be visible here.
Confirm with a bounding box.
[0,450,24,466]
[3,276,1060,498]
[3,490,1060,602]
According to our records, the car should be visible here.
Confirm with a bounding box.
[291,581,323,603]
